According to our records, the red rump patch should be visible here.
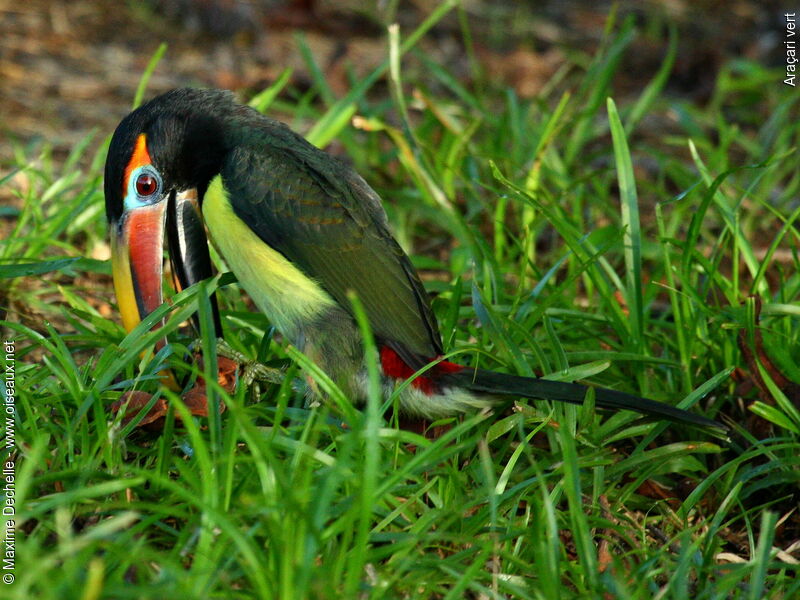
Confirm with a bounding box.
[435,360,465,374]
[379,346,464,395]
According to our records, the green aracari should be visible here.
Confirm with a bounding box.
[105,88,722,429]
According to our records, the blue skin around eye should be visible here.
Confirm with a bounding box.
[124,166,164,212]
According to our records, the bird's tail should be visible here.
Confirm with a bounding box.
[442,366,724,431]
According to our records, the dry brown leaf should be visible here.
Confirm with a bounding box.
[110,356,240,430]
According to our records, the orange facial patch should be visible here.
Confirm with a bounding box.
[122,134,153,194]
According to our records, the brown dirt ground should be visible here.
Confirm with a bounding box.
[0,0,782,167]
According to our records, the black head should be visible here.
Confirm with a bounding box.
[104,88,236,224]
[104,88,236,335]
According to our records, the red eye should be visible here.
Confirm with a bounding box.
[135,172,158,196]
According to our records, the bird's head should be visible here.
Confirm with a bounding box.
[104,88,233,333]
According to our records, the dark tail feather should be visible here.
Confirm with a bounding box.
[447,368,725,431]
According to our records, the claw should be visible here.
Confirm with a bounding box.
[214,338,286,401]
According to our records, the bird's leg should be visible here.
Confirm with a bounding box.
[208,338,285,401]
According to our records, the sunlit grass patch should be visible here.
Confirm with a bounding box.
[1,7,798,599]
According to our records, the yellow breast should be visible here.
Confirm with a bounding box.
[202,175,336,339]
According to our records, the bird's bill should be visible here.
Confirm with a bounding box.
[111,200,168,333]
[167,190,223,335]
[111,188,221,338]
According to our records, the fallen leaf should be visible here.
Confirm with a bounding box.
[110,356,240,431]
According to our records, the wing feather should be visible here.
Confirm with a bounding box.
[218,125,442,359]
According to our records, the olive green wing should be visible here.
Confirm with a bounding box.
[220,138,442,361]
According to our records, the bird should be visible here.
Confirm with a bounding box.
[104,87,722,430]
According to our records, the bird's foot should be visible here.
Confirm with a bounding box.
[200,338,285,401]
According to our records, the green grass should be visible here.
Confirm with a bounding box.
[2,6,799,599]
